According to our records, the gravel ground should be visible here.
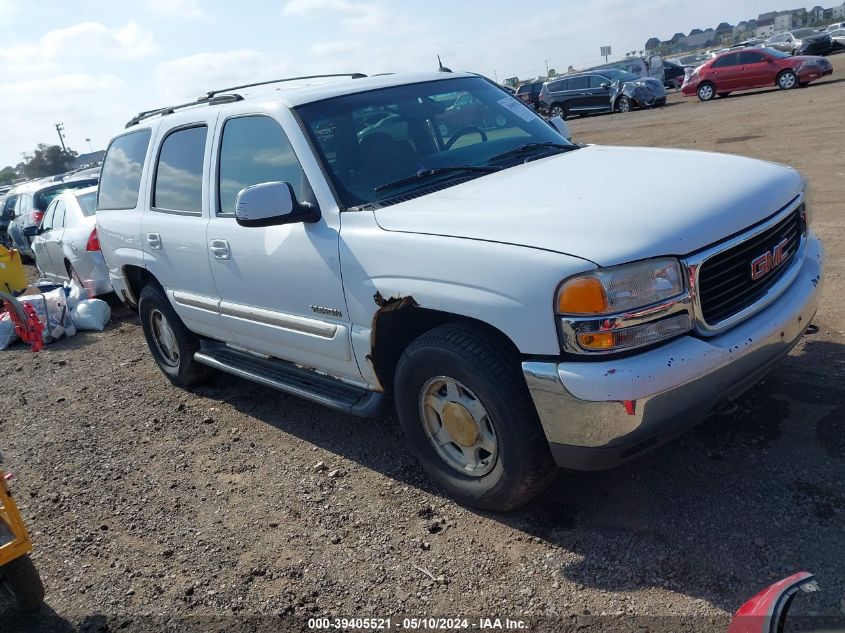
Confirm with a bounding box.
[2,57,844,633]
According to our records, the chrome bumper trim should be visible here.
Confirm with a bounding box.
[525,234,823,469]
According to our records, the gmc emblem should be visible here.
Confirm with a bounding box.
[750,238,790,281]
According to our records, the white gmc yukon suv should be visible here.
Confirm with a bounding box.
[97,72,824,511]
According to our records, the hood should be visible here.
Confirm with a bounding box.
[373,145,803,267]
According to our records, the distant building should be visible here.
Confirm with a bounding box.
[810,5,825,23]
[756,11,776,37]
[774,10,793,32]
[834,1,845,19]
[644,37,662,51]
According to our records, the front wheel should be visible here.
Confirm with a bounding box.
[0,555,45,613]
[393,324,556,511]
[616,96,632,112]
[777,70,797,90]
[138,284,208,387]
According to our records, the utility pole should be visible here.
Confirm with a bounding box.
[55,122,67,152]
[545,60,550,76]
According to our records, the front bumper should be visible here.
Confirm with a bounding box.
[523,234,824,470]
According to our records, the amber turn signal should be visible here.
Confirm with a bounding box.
[557,277,608,315]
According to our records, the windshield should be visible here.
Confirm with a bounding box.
[76,191,97,216]
[296,77,572,208]
[599,69,640,82]
[760,47,792,58]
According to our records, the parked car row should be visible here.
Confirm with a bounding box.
[0,169,112,298]
[539,69,666,118]
[681,47,832,101]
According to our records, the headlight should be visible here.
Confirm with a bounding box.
[557,258,685,315]
[556,258,693,354]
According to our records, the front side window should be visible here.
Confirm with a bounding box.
[218,116,311,215]
[739,51,766,64]
[297,77,572,208]
[99,129,152,210]
[153,126,207,214]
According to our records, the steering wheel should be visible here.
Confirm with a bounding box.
[444,126,488,150]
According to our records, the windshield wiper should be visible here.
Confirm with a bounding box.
[488,142,577,164]
[374,165,501,193]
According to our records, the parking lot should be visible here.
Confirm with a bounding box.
[3,56,845,632]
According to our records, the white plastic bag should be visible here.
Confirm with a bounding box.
[0,312,17,350]
[18,288,77,342]
[65,279,87,311]
[71,299,110,331]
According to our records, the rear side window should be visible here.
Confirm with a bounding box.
[76,191,97,216]
[41,201,57,230]
[548,79,569,91]
[567,76,589,90]
[54,200,67,228]
[712,53,739,68]
[99,129,151,210]
[217,116,308,215]
[153,126,207,214]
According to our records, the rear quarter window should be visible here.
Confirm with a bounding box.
[98,129,152,210]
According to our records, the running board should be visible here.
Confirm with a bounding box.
[194,343,386,417]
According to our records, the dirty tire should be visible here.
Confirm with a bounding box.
[616,96,631,113]
[138,284,208,387]
[393,323,556,512]
[0,555,45,613]
[549,104,566,119]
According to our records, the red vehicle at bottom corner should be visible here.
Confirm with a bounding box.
[681,48,832,101]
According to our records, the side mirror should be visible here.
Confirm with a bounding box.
[548,116,572,142]
[234,182,320,228]
[23,225,39,238]
[600,82,610,89]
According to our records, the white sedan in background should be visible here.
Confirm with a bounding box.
[27,186,112,297]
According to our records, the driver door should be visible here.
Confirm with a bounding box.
[31,200,57,275]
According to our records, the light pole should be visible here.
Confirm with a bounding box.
[85,138,94,153]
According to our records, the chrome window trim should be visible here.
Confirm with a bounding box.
[683,194,805,336]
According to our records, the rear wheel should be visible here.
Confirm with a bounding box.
[138,284,208,387]
[697,82,716,101]
[393,323,556,511]
[549,103,566,119]
[777,70,797,90]
[0,555,45,613]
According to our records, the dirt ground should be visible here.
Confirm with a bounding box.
[2,57,845,633]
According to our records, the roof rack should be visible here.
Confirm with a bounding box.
[125,73,367,128]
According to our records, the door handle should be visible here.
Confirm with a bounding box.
[209,239,230,260]
[146,232,161,249]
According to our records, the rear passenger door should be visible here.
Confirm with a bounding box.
[141,118,228,341]
[707,53,740,90]
[31,200,56,274]
[563,76,593,112]
[206,106,360,382]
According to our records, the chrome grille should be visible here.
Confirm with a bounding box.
[698,206,803,325]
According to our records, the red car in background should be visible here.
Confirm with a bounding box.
[681,47,832,101]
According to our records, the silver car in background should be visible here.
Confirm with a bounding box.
[27,186,112,297]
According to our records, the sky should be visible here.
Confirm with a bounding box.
[0,0,796,167]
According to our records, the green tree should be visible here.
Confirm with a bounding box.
[0,166,17,185]
[20,144,78,179]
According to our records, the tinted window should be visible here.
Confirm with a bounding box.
[76,191,97,216]
[1,195,17,219]
[769,34,787,43]
[712,53,739,68]
[153,126,207,213]
[739,51,766,64]
[549,79,569,91]
[218,116,309,215]
[99,129,151,210]
[589,75,608,88]
[34,179,97,212]
[567,76,589,90]
[516,85,528,94]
